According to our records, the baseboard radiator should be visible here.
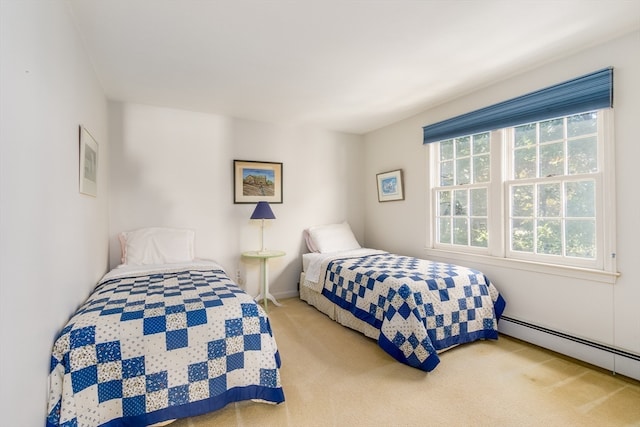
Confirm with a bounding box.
[499,316,640,381]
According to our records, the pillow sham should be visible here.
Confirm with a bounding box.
[303,229,320,253]
[119,227,195,265]
[305,222,361,253]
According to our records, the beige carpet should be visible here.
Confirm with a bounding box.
[173,297,640,427]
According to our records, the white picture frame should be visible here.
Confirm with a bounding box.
[79,126,98,197]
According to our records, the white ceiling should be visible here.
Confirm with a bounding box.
[68,0,640,135]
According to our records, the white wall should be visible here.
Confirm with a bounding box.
[363,31,640,378]
[108,102,364,299]
[0,1,109,424]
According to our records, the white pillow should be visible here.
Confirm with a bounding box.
[119,227,195,265]
[306,222,361,253]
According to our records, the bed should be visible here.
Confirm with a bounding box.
[299,222,506,372]
[47,228,284,427]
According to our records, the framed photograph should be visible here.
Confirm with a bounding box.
[376,169,404,202]
[79,126,98,197]
[234,160,283,204]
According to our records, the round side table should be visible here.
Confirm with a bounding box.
[241,250,286,311]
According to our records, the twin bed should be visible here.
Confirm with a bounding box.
[47,228,284,427]
[47,223,506,425]
[299,222,506,372]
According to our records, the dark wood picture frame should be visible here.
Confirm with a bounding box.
[234,160,283,204]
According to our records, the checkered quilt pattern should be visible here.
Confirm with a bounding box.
[47,266,284,427]
[320,253,506,372]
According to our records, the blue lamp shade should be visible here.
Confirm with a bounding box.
[250,201,276,220]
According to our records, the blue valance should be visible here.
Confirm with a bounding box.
[422,67,613,144]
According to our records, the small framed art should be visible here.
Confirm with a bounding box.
[233,160,283,204]
[79,126,98,197]
[376,169,404,202]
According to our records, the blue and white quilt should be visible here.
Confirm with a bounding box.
[47,261,284,427]
[318,253,506,372]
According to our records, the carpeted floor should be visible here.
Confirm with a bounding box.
[172,297,640,427]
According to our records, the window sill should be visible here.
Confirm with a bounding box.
[423,248,619,284]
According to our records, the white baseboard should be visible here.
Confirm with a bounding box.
[612,355,640,381]
[499,316,639,381]
[272,289,300,301]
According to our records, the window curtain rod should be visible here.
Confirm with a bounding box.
[422,67,613,144]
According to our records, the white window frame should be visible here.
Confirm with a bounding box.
[426,109,618,283]
[433,133,493,252]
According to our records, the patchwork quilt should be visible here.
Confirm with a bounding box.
[47,263,284,427]
[319,253,506,372]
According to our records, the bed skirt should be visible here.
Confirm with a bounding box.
[300,272,384,341]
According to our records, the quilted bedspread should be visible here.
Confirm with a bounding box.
[47,263,284,427]
[320,253,506,372]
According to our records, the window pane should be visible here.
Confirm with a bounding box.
[514,146,536,179]
[514,123,536,148]
[537,183,561,217]
[566,219,595,258]
[455,137,470,157]
[438,190,451,216]
[568,137,597,174]
[456,158,470,185]
[566,180,595,217]
[511,219,534,252]
[540,118,564,143]
[473,154,490,183]
[439,218,451,244]
[512,185,534,217]
[471,219,488,247]
[473,133,490,154]
[453,218,469,245]
[453,190,468,216]
[568,112,597,138]
[537,219,562,255]
[539,142,564,177]
[470,188,487,216]
[440,140,454,161]
[440,161,453,186]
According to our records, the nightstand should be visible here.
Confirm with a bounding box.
[241,250,286,311]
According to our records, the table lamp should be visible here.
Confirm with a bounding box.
[250,201,276,254]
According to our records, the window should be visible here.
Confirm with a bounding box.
[424,69,615,274]
[430,109,613,271]
[435,133,490,248]
[508,112,600,262]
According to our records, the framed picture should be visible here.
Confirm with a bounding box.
[79,126,98,197]
[376,169,404,202]
[234,160,283,204]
